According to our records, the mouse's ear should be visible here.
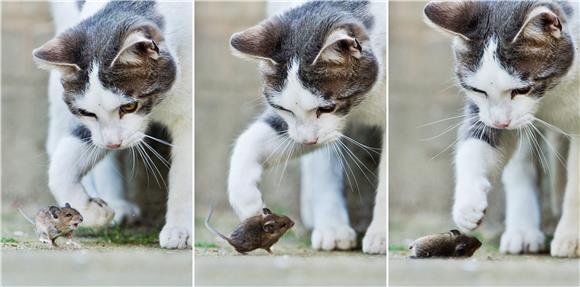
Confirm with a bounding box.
[449,229,461,236]
[262,208,272,215]
[263,220,275,233]
[64,202,71,208]
[48,206,61,219]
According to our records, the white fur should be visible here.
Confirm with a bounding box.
[274,59,344,144]
[228,1,386,254]
[463,39,538,129]
[500,141,545,254]
[46,1,192,248]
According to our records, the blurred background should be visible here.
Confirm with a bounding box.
[194,1,385,286]
[1,2,189,286]
[389,1,561,251]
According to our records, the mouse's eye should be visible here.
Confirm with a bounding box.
[281,223,287,228]
[65,213,72,217]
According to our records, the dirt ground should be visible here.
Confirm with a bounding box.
[389,250,580,286]
[195,245,386,286]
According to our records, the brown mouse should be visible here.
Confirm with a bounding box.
[19,203,84,247]
[205,207,294,254]
[408,229,482,258]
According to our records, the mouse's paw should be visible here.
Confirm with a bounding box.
[362,223,386,254]
[109,199,141,225]
[159,225,191,249]
[500,228,545,254]
[311,224,357,251]
[452,180,490,232]
[550,230,580,257]
[79,198,115,227]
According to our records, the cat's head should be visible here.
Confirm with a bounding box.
[424,1,575,130]
[33,6,176,149]
[230,2,379,145]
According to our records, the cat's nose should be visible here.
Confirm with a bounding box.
[303,138,318,145]
[106,143,121,149]
[493,121,510,129]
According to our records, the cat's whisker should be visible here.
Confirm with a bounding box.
[524,125,549,174]
[129,146,137,179]
[431,119,480,159]
[141,140,171,168]
[420,116,477,142]
[338,133,382,156]
[276,141,295,191]
[136,141,166,189]
[417,114,470,128]
[333,142,360,194]
[529,123,568,169]
[336,139,376,185]
[141,133,176,148]
[532,117,576,138]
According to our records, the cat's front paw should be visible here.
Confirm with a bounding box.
[159,224,191,249]
[311,225,357,251]
[79,198,115,227]
[500,228,545,254]
[550,231,579,257]
[362,224,386,254]
[453,181,490,232]
[109,200,141,225]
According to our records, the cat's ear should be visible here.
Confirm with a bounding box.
[423,1,477,41]
[512,6,562,44]
[32,35,82,76]
[229,18,281,65]
[110,23,163,67]
[311,28,363,65]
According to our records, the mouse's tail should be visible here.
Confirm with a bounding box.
[204,205,230,243]
[17,208,35,225]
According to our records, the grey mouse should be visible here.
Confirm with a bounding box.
[408,229,482,258]
[19,203,84,247]
[205,207,294,254]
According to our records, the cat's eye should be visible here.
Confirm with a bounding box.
[65,213,72,217]
[120,102,139,114]
[271,104,294,116]
[510,86,532,99]
[316,104,336,117]
[78,109,97,118]
[464,85,487,97]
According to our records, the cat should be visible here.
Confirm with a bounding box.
[33,0,192,249]
[227,0,386,254]
[424,0,579,257]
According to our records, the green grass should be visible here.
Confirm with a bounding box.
[75,225,160,246]
[389,244,408,252]
[195,241,219,248]
[0,237,18,244]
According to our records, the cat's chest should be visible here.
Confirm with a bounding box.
[536,77,580,134]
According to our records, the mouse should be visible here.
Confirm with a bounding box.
[408,229,482,258]
[19,203,84,248]
[205,207,294,254]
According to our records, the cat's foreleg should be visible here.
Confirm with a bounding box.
[551,137,579,257]
[229,118,301,220]
[159,120,192,249]
[500,139,545,254]
[83,152,140,224]
[301,149,356,251]
[49,134,114,227]
[362,131,386,254]
[453,119,514,232]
